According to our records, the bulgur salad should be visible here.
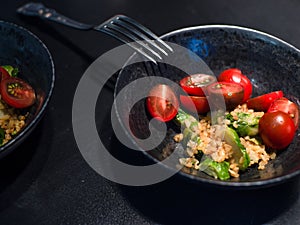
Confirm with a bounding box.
[0,65,36,146]
[174,105,276,180]
[146,68,299,180]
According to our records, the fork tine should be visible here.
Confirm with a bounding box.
[97,15,174,63]
[98,23,164,62]
[114,18,169,56]
[119,15,173,53]
[99,27,159,63]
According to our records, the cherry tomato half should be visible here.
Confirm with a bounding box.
[218,68,252,103]
[146,84,179,122]
[179,74,216,96]
[207,82,244,110]
[180,95,210,114]
[267,97,299,129]
[259,111,296,150]
[0,77,36,108]
[246,91,283,112]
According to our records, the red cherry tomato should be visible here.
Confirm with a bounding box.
[218,68,252,103]
[207,82,244,110]
[246,91,283,112]
[259,111,296,150]
[0,77,36,108]
[180,95,210,114]
[146,84,179,122]
[179,74,216,96]
[267,97,299,129]
[0,67,10,81]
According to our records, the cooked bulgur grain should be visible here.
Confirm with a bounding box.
[0,97,27,145]
[175,104,276,180]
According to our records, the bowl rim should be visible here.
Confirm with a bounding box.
[160,24,300,53]
[0,20,55,156]
[114,24,300,188]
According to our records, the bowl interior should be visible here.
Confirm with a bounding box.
[115,25,300,187]
[0,21,54,155]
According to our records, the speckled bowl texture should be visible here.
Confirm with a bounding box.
[115,25,300,188]
[0,21,55,158]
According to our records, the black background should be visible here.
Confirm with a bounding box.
[1,1,300,224]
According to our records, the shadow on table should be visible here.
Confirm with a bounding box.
[17,16,95,64]
[118,169,299,225]
[0,113,54,211]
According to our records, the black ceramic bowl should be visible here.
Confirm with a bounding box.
[115,25,300,188]
[0,21,54,158]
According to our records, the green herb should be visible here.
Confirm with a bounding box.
[1,65,19,77]
[199,156,230,180]
[224,127,250,171]
[0,128,5,145]
[175,108,199,132]
[226,112,261,137]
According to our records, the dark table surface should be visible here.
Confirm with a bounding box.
[1,1,300,224]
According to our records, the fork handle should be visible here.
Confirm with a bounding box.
[17,2,92,30]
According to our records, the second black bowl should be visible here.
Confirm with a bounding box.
[0,21,55,158]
